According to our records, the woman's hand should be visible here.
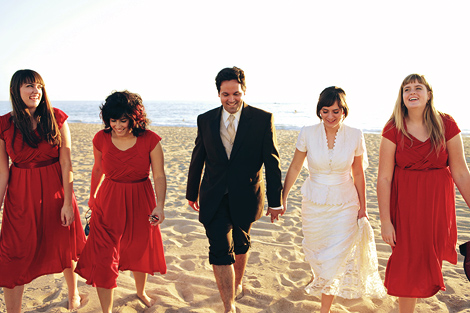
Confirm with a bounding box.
[381,220,396,247]
[149,205,164,226]
[357,207,369,220]
[61,204,75,227]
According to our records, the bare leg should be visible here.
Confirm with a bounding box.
[320,293,335,313]
[4,285,24,313]
[399,297,417,313]
[132,271,154,307]
[96,287,113,313]
[213,264,236,313]
[63,260,81,310]
[233,253,248,299]
[234,253,248,287]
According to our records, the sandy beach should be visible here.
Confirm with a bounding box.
[1,123,470,313]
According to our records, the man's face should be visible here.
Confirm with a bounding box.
[219,79,245,114]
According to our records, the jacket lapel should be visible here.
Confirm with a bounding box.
[211,106,229,161]
[230,102,251,159]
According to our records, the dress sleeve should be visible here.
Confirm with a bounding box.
[382,121,397,144]
[92,130,105,152]
[0,114,8,141]
[355,129,366,156]
[443,114,461,141]
[296,127,307,152]
[146,130,162,151]
[355,128,369,169]
[53,108,68,129]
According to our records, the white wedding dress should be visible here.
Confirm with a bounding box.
[296,122,385,299]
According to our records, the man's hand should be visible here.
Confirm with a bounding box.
[188,200,200,212]
[266,207,286,223]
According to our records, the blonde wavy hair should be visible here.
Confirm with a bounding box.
[388,73,445,152]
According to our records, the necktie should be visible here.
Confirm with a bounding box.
[227,114,236,144]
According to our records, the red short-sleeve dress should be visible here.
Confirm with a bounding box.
[75,129,167,289]
[382,114,460,297]
[0,108,86,288]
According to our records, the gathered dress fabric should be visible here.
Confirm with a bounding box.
[0,108,86,288]
[75,129,166,289]
[297,123,385,298]
[382,114,459,297]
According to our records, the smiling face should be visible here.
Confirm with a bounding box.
[219,79,245,114]
[20,82,43,112]
[110,116,132,137]
[320,101,344,130]
[402,81,431,110]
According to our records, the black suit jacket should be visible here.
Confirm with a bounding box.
[186,102,283,225]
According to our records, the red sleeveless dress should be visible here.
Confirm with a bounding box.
[382,114,460,297]
[75,129,166,289]
[0,108,86,288]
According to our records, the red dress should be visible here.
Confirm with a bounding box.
[382,114,460,297]
[0,108,86,288]
[75,129,166,289]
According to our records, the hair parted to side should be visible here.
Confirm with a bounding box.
[9,69,61,149]
[215,66,246,93]
[316,86,349,120]
[388,73,445,152]
[100,90,149,137]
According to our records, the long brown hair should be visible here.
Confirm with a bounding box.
[9,70,61,148]
[388,74,445,152]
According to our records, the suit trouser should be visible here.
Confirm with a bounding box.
[204,194,252,265]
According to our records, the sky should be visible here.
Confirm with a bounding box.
[1,0,469,128]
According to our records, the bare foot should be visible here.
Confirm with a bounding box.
[235,284,244,300]
[137,293,155,307]
[68,293,81,311]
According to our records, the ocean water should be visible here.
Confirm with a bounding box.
[0,100,386,133]
[1,100,467,134]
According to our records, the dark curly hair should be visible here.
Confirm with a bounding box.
[215,66,246,93]
[100,90,149,137]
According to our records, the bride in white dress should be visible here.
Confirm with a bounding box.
[282,87,385,313]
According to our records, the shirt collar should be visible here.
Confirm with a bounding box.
[222,105,243,123]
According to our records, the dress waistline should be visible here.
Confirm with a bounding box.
[108,177,148,184]
[309,172,351,185]
[13,157,59,169]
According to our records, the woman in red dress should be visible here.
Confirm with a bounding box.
[75,91,167,312]
[377,74,470,312]
[0,70,86,312]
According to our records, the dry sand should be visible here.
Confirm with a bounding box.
[1,123,470,312]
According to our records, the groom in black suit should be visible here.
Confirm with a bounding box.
[186,66,283,312]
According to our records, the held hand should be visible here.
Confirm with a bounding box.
[149,206,164,226]
[188,200,200,212]
[381,221,396,247]
[61,204,75,227]
[357,208,369,220]
[266,207,286,223]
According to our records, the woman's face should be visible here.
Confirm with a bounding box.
[20,82,42,111]
[320,101,344,130]
[402,81,430,111]
[110,116,132,137]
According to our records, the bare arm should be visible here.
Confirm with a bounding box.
[150,142,167,226]
[377,137,397,247]
[59,121,75,227]
[447,134,470,206]
[0,140,9,209]
[88,145,105,209]
[351,154,367,219]
[281,148,307,212]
